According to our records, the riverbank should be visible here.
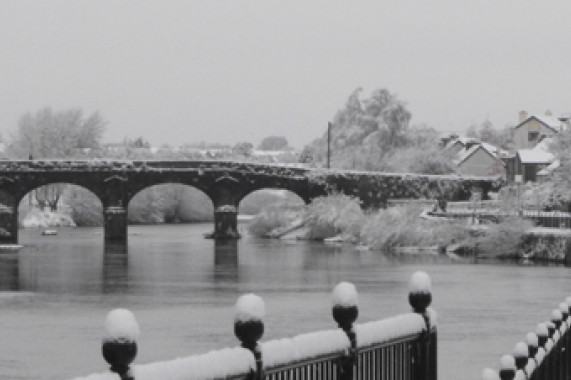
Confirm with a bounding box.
[248,194,570,263]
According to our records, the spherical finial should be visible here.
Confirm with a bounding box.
[234,293,265,350]
[102,308,139,378]
[525,332,538,357]
[551,309,563,328]
[408,271,432,313]
[536,323,548,346]
[559,302,569,319]
[332,282,358,331]
[513,342,528,370]
[545,321,555,337]
[499,355,516,380]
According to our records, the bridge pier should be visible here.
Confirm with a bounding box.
[104,206,128,244]
[0,205,18,244]
[206,205,240,239]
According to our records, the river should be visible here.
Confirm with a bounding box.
[0,223,569,379]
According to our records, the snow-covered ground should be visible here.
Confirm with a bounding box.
[20,209,76,228]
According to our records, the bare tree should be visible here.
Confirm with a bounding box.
[10,108,106,210]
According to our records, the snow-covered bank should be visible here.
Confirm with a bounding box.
[20,209,76,228]
[247,195,571,262]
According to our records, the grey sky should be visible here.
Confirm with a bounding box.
[2,1,571,149]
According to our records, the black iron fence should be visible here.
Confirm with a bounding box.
[74,272,437,380]
[483,296,571,380]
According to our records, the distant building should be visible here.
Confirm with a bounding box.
[453,142,506,177]
[512,138,555,183]
[512,110,568,150]
[442,134,506,177]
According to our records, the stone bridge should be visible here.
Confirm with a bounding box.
[0,160,503,244]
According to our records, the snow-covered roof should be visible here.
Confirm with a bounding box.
[537,159,560,176]
[517,149,554,164]
[453,143,505,167]
[515,114,565,132]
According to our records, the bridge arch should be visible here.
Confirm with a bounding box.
[14,183,104,243]
[238,188,306,215]
[127,183,214,224]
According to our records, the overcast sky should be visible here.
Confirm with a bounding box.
[2,1,571,149]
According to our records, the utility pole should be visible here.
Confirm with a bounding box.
[327,122,331,169]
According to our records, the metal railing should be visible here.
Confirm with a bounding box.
[483,296,571,380]
[74,272,437,380]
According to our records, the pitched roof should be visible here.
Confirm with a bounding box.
[514,115,565,132]
[454,143,505,167]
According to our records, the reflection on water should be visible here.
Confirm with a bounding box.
[102,244,129,294]
[213,239,238,283]
[0,255,19,290]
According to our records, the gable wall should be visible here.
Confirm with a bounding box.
[513,119,557,150]
[457,148,505,177]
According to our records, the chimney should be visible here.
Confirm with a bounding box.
[545,110,552,116]
[519,110,528,122]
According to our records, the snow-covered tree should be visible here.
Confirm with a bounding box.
[10,108,106,159]
[301,91,453,174]
[258,136,290,151]
[10,108,106,210]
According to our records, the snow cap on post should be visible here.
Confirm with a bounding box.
[102,308,139,379]
[234,294,265,351]
[512,342,528,370]
[551,309,563,328]
[104,308,140,343]
[408,271,432,314]
[482,368,500,380]
[559,302,569,320]
[525,332,539,358]
[235,293,265,323]
[499,355,516,380]
[332,282,358,308]
[535,323,548,347]
[332,282,358,331]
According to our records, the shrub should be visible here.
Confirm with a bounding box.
[247,206,303,237]
[474,217,534,258]
[360,205,468,250]
[304,193,365,240]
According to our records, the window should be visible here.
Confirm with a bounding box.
[528,131,539,142]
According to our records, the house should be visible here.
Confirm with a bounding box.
[452,142,506,177]
[513,139,555,183]
[512,110,568,150]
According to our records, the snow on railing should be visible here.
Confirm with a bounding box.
[483,296,571,380]
[74,271,437,380]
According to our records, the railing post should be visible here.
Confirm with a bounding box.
[566,298,571,379]
[551,309,564,380]
[559,302,570,380]
[234,294,265,380]
[513,342,528,373]
[536,323,549,379]
[101,309,139,380]
[499,355,516,380]
[525,333,539,377]
[546,321,557,380]
[332,282,359,380]
[409,271,436,380]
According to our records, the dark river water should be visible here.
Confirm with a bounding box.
[0,223,570,379]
